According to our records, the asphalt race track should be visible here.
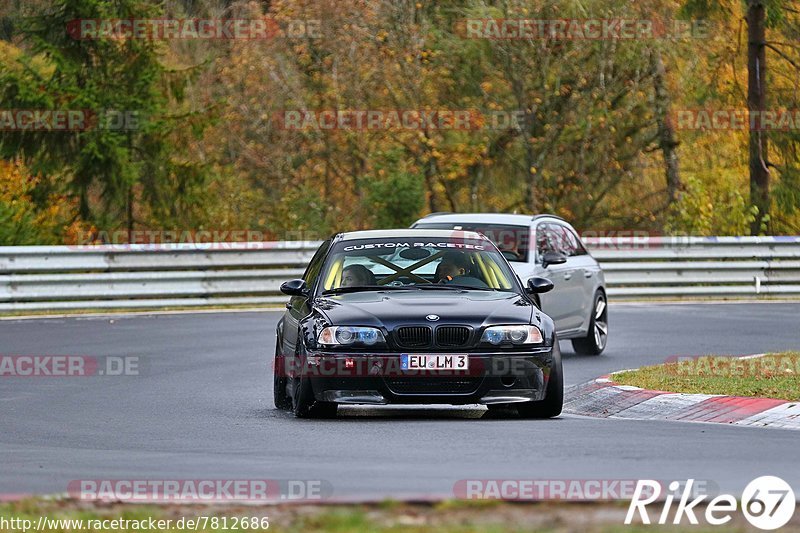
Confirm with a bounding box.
[1,303,799,500]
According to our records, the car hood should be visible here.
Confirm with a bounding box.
[313,290,535,329]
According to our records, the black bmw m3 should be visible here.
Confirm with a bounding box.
[273,229,561,418]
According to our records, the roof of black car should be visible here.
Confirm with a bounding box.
[337,229,488,241]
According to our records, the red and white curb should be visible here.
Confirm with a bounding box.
[564,370,800,431]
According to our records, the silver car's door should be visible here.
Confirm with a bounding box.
[563,226,601,333]
[550,223,594,331]
[535,223,583,332]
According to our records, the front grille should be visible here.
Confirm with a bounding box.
[385,377,482,395]
[395,326,432,348]
[436,326,471,347]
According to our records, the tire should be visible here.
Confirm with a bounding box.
[273,340,292,410]
[517,335,563,419]
[292,373,338,419]
[571,290,608,356]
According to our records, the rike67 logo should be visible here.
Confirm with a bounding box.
[627,476,795,530]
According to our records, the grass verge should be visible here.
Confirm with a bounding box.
[1,499,791,533]
[613,352,800,401]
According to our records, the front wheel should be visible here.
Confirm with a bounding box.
[292,374,338,418]
[273,340,292,410]
[571,291,608,356]
[517,335,563,419]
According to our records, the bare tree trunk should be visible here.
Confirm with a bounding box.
[350,149,367,228]
[508,70,536,214]
[127,185,133,236]
[424,162,439,213]
[126,131,134,236]
[524,134,537,214]
[747,0,770,235]
[650,47,682,206]
[470,165,482,211]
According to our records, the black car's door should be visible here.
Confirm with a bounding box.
[281,240,331,360]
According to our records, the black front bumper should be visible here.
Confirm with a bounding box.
[303,350,554,405]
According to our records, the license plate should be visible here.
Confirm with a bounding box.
[401,354,468,370]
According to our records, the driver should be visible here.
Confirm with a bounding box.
[434,252,489,288]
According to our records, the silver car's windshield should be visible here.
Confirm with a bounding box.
[413,223,531,262]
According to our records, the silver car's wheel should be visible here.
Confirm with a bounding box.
[571,291,608,355]
[592,296,608,350]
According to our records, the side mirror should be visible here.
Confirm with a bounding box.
[527,277,554,294]
[280,279,308,297]
[541,251,567,269]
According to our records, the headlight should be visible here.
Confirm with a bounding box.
[481,325,543,345]
[317,326,386,346]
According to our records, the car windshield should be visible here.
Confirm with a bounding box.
[413,223,531,262]
[319,237,519,293]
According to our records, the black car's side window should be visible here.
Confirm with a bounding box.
[303,240,331,291]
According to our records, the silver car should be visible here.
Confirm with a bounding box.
[412,213,608,355]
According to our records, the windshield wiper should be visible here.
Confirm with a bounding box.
[406,284,469,291]
[414,284,507,292]
[322,285,407,295]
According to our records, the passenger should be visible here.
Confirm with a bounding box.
[341,264,376,287]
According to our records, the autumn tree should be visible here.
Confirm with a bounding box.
[0,0,210,233]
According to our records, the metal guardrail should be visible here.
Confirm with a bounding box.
[0,243,317,312]
[586,236,800,298]
[0,236,799,311]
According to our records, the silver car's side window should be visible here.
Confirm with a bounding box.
[567,226,589,256]
[551,224,576,256]
[535,223,558,261]
[553,224,588,257]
